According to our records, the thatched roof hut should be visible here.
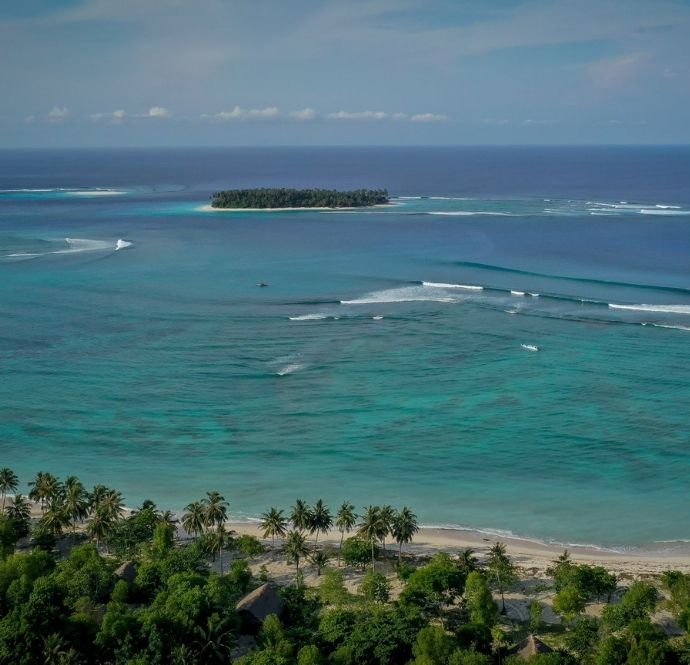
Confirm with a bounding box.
[235,584,283,633]
[515,634,553,660]
[114,561,138,586]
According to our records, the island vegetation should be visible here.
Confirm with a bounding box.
[1,466,689,664]
[210,188,390,209]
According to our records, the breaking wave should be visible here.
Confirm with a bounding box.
[289,313,329,321]
[422,281,483,291]
[609,303,690,315]
[341,285,457,305]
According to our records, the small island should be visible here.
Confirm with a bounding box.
[210,187,389,209]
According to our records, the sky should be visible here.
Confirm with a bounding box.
[1,0,689,147]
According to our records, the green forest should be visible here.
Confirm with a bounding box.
[210,188,390,209]
[1,467,690,665]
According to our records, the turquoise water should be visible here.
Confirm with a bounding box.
[1,147,689,549]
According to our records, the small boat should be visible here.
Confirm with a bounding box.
[521,344,539,352]
[257,282,269,288]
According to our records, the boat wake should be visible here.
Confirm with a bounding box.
[5,237,132,260]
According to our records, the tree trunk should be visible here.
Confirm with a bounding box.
[315,530,319,546]
[338,531,344,566]
[371,540,375,570]
[398,541,403,563]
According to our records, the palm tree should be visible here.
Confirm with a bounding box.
[379,505,395,557]
[28,472,61,513]
[204,491,228,529]
[487,542,517,615]
[194,614,236,664]
[39,497,71,539]
[260,507,288,547]
[310,549,330,576]
[290,499,312,533]
[159,510,177,531]
[0,467,18,511]
[284,530,309,581]
[100,489,125,523]
[63,476,89,532]
[391,506,419,562]
[86,506,113,551]
[85,486,123,551]
[43,632,71,665]
[457,548,480,574]
[208,524,229,575]
[309,499,333,546]
[335,501,357,565]
[6,493,31,523]
[358,505,386,570]
[182,501,207,539]
[88,484,110,511]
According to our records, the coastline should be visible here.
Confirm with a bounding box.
[226,522,690,576]
[21,497,690,575]
[197,203,396,213]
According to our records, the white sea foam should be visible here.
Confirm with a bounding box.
[59,238,113,254]
[642,323,690,332]
[521,344,539,352]
[609,303,690,314]
[6,237,123,259]
[510,290,525,296]
[341,285,457,305]
[288,313,328,321]
[655,204,681,209]
[529,292,540,297]
[427,211,512,216]
[276,363,303,376]
[422,281,483,291]
[0,188,66,193]
[639,208,690,216]
[67,189,127,196]
[372,315,384,320]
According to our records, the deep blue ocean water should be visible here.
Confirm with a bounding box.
[1,146,689,549]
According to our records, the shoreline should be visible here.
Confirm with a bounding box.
[225,522,690,576]
[23,498,690,574]
[197,203,395,213]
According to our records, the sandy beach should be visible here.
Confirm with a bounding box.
[227,522,690,578]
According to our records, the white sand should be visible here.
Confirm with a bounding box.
[227,522,690,577]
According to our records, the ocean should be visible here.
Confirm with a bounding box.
[1,146,689,550]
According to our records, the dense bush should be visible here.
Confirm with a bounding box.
[211,188,389,209]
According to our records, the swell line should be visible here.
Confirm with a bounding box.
[450,261,690,295]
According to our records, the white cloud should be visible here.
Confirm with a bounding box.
[209,106,281,121]
[586,53,648,90]
[410,113,448,123]
[327,110,389,120]
[47,106,70,123]
[91,109,127,124]
[392,112,408,120]
[289,107,317,121]
[145,106,171,118]
[523,118,559,125]
[24,115,36,124]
